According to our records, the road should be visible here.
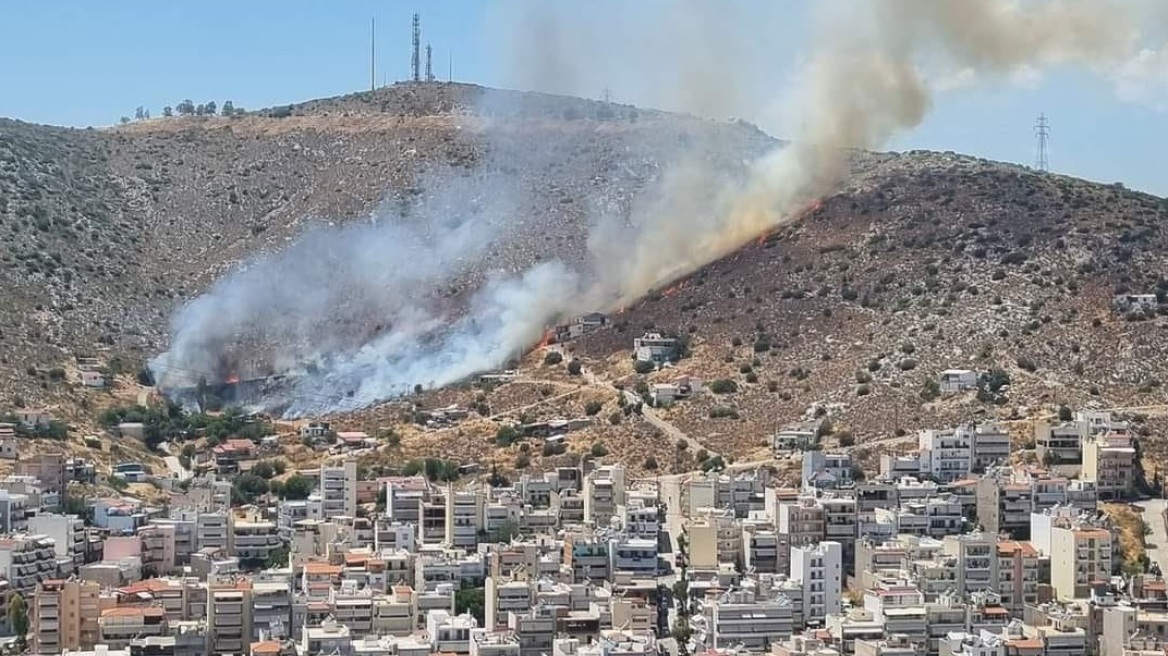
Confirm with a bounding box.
[1137,498,1168,575]
[163,455,193,481]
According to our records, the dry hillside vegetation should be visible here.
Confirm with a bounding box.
[4,83,1168,476]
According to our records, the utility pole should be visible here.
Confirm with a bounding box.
[602,87,612,103]
[425,43,434,82]
[448,50,453,82]
[1034,113,1050,172]
[411,13,421,82]
[370,18,376,92]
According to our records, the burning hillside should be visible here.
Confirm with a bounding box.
[150,0,1167,418]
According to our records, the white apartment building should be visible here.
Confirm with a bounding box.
[691,587,795,650]
[207,581,252,655]
[790,541,843,625]
[446,489,486,548]
[918,428,973,483]
[320,459,360,518]
[231,516,282,563]
[0,489,31,533]
[617,500,660,540]
[427,609,477,654]
[583,465,626,526]
[28,513,86,570]
[608,536,659,576]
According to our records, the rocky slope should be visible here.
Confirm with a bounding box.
[2,83,1166,469]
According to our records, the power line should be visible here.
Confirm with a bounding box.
[1034,112,1050,173]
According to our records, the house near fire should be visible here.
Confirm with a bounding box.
[79,370,106,388]
[212,439,256,474]
[633,333,679,364]
[553,312,610,342]
[336,431,375,450]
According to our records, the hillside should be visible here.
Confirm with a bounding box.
[572,152,1168,460]
[2,82,1167,476]
[0,82,773,415]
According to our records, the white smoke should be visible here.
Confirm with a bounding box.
[154,0,1164,417]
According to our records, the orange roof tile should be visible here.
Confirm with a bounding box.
[304,562,342,576]
[251,641,283,655]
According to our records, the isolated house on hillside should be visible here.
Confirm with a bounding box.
[1113,293,1159,314]
[774,421,821,453]
[938,369,978,394]
[633,333,679,363]
[80,370,106,388]
[15,409,51,430]
[553,312,610,342]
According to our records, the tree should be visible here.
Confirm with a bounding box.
[176,99,195,115]
[221,100,235,116]
[162,105,173,117]
[455,584,485,625]
[708,379,738,394]
[495,426,519,447]
[231,474,269,504]
[584,401,602,416]
[567,359,582,375]
[633,360,656,374]
[204,100,217,115]
[279,474,313,500]
[119,116,131,125]
[1058,405,1073,421]
[8,593,28,651]
[591,443,608,458]
[195,104,206,116]
[543,351,563,366]
[134,106,146,120]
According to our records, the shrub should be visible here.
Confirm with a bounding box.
[495,426,519,447]
[708,406,739,419]
[544,351,563,366]
[900,343,916,355]
[590,443,608,458]
[739,364,753,374]
[856,384,871,396]
[1016,356,1038,373]
[745,372,758,384]
[1058,405,1073,421]
[837,431,855,447]
[608,412,623,425]
[633,360,656,374]
[867,360,882,372]
[567,359,582,375]
[920,378,941,401]
[515,453,531,469]
[644,456,658,470]
[855,371,872,384]
[584,401,603,416]
[898,359,918,371]
[709,379,738,394]
[731,337,743,347]
[766,380,779,393]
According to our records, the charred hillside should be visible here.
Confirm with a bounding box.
[576,151,1168,458]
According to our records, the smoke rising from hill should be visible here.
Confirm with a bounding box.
[154,0,1160,416]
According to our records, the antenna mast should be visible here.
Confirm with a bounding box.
[1034,113,1050,172]
[448,51,453,82]
[425,44,434,82]
[370,18,376,92]
[411,14,421,82]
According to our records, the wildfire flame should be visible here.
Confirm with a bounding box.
[537,328,554,349]
[225,375,241,385]
[757,198,825,245]
[663,280,687,298]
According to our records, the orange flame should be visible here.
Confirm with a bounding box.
[225,375,240,385]
[662,280,687,298]
[756,199,824,245]
[537,328,554,348]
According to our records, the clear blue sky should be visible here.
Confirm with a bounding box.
[2,0,1165,196]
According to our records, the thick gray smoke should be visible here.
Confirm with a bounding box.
[155,0,1162,416]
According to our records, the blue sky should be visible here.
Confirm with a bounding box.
[2,0,1165,196]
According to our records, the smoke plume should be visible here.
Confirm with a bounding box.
[154,0,1161,416]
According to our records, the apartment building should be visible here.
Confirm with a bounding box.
[583,465,626,526]
[207,580,253,655]
[99,606,169,649]
[1034,420,1088,464]
[446,488,486,549]
[320,460,359,518]
[686,509,742,571]
[691,587,795,650]
[997,540,1040,611]
[231,514,282,564]
[28,513,86,571]
[0,533,59,595]
[1082,433,1136,500]
[802,452,854,489]
[1050,524,1113,600]
[32,578,101,653]
[790,541,843,625]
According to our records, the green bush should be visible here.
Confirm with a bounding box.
[544,351,564,366]
[633,360,656,374]
[591,443,608,458]
[709,379,738,394]
[584,401,603,416]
